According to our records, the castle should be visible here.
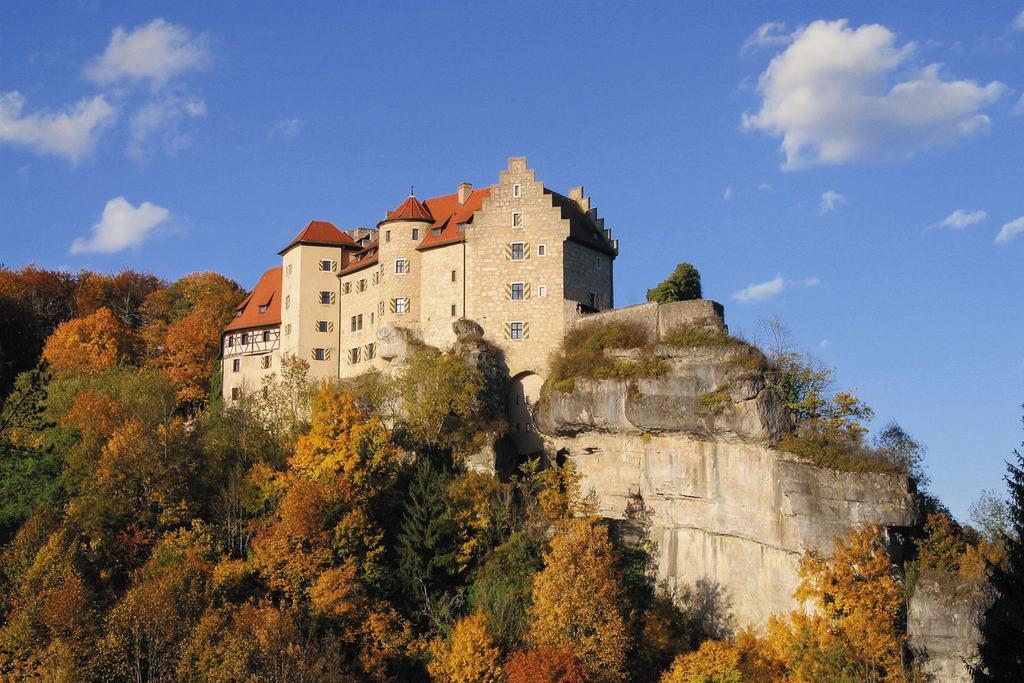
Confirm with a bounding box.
[221,157,618,449]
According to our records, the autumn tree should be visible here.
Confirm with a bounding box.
[428,612,503,683]
[74,270,164,328]
[469,533,542,651]
[528,518,630,681]
[41,307,141,375]
[151,307,225,409]
[975,425,1024,682]
[647,262,702,304]
[505,647,591,683]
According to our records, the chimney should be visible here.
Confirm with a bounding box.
[458,182,473,205]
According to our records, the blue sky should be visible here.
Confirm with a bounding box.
[2,2,1022,519]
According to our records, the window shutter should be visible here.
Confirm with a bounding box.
[504,283,512,300]
[503,322,511,339]
[329,321,334,332]
[504,244,512,260]
[389,298,397,313]
[523,322,530,339]
[524,283,531,299]
[330,292,336,304]
[406,297,412,313]
[310,349,316,360]
[325,348,332,360]
[523,243,531,260]
[332,260,338,272]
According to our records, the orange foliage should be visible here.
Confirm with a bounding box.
[41,307,139,374]
[151,308,223,407]
[528,518,629,681]
[60,389,125,439]
[505,647,591,683]
[428,612,504,683]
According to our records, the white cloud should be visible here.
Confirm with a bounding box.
[127,91,206,160]
[722,185,734,201]
[268,117,303,139]
[732,274,820,304]
[70,197,171,254]
[819,190,847,214]
[935,208,986,230]
[742,19,1004,169]
[84,18,209,88]
[996,216,1024,244]
[741,22,792,54]
[1014,9,1024,31]
[0,91,117,163]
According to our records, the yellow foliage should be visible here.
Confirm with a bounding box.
[528,518,629,681]
[42,307,139,375]
[428,612,503,683]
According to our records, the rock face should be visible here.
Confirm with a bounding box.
[908,575,987,682]
[535,300,916,629]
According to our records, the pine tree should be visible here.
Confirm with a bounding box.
[397,459,460,607]
[975,412,1024,682]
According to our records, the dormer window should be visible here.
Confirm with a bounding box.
[258,304,268,314]
[234,309,242,318]
[432,228,442,237]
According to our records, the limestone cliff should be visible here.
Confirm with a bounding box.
[534,300,916,629]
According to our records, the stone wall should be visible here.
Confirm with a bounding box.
[568,299,727,343]
[419,243,465,350]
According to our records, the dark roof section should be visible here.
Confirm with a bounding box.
[224,266,282,332]
[380,195,433,225]
[416,188,492,251]
[339,239,380,275]
[278,220,358,255]
[547,190,617,256]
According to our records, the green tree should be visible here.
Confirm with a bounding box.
[646,263,702,303]
[974,412,1024,681]
[397,459,461,617]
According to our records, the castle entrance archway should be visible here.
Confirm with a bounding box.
[509,371,544,455]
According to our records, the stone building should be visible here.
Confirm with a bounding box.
[222,157,618,450]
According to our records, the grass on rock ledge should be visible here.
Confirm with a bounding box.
[547,321,668,393]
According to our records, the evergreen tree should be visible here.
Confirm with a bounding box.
[397,459,460,609]
[646,262,702,303]
[975,410,1024,682]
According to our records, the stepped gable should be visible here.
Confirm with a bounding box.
[547,190,617,256]
[225,266,282,332]
[278,219,357,255]
[417,188,491,251]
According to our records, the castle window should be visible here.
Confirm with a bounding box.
[386,230,391,242]
[432,228,442,237]
[351,314,363,332]
[262,330,271,342]
[589,292,598,308]
[227,336,235,348]
[286,264,292,276]
[231,387,241,400]
[394,297,409,314]
[285,295,291,309]
[537,244,546,256]
[451,270,456,282]
[260,355,271,369]
[510,242,525,260]
[258,304,268,314]
[451,304,457,317]
[378,300,385,315]
[234,309,242,318]
[412,228,420,240]
[319,291,334,304]
[395,259,409,275]
[510,282,525,300]
[370,311,375,325]
[512,212,523,227]
[319,259,336,272]
[240,332,249,345]
[372,271,380,284]
[509,322,525,340]
[595,257,602,268]
[316,320,330,332]
[342,282,351,294]
[365,343,376,360]
[312,348,327,361]
[348,347,360,364]
[513,184,522,197]
[232,359,240,372]
[285,323,292,335]
[357,279,367,292]
[538,285,548,298]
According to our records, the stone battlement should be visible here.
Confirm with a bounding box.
[570,299,727,342]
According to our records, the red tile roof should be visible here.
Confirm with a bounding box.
[380,195,433,224]
[416,188,491,251]
[224,266,281,332]
[339,239,380,275]
[278,220,357,255]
